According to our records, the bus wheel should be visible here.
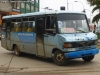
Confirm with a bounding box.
[53,50,68,66]
[14,45,21,56]
[82,55,94,62]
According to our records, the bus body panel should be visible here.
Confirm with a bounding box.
[10,32,37,54]
[44,45,57,58]
[11,41,24,51]
[44,34,58,57]
[1,31,7,49]
[7,39,11,50]
[11,32,36,43]
[22,42,36,54]
[44,34,57,45]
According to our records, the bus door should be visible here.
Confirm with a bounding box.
[6,20,11,50]
[36,17,45,56]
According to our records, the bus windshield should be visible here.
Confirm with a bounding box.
[57,14,89,33]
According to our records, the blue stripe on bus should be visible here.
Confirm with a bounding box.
[17,32,36,43]
[11,32,36,43]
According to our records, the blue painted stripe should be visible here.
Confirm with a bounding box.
[17,32,36,43]
[64,48,99,58]
[11,32,36,43]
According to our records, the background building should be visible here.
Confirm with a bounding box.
[0,1,20,31]
[0,0,40,32]
[12,0,39,13]
[21,0,39,13]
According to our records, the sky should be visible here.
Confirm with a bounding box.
[40,0,99,22]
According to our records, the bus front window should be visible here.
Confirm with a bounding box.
[57,14,89,33]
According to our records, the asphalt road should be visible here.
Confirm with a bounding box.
[0,42,100,75]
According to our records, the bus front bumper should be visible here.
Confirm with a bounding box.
[64,48,99,58]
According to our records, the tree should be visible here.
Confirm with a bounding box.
[87,0,100,23]
[87,0,93,3]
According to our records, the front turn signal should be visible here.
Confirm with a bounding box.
[63,44,72,48]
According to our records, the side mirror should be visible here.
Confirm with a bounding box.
[94,25,96,28]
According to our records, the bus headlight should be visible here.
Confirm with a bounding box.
[67,48,76,51]
[63,43,72,48]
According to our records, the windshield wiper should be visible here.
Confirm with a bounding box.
[76,30,87,33]
[76,27,87,33]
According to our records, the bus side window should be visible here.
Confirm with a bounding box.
[11,23,16,32]
[11,18,21,32]
[22,22,28,32]
[27,22,34,32]
[2,23,6,31]
[45,16,56,34]
[15,22,21,32]
[11,19,16,32]
[46,16,50,29]
[27,22,35,32]
[50,16,55,29]
[27,17,35,32]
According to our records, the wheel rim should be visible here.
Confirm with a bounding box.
[56,53,64,63]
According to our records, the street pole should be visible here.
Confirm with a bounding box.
[67,0,68,10]
[68,3,73,10]
[74,1,84,12]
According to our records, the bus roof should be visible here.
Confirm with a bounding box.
[2,11,85,19]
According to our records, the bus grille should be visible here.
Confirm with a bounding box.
[73,41,95,47]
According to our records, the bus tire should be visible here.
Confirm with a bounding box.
[14,45,21,56]
[53,50,68,66]
[82,55,94,62]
